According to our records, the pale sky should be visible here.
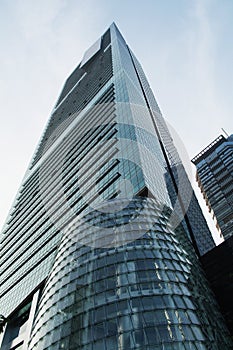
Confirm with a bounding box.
[0,0,232,241]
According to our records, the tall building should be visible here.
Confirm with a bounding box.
[192,133,233,338]
[200,236,233,337]
[0,23,232,349]
[192,134,233,240]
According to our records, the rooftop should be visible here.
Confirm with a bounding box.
[191,135,226,165]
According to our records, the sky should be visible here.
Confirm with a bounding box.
[0,0,232,241]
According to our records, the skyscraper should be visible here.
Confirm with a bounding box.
[192,134,233,241]
[0,23,232,349]
[192,133,233,339]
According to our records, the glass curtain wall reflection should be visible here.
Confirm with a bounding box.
[0,23,232,350]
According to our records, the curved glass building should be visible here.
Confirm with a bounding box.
[0,23,232,349]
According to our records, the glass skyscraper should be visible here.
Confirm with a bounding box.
[192,134,233,241]
[0,23,232,349]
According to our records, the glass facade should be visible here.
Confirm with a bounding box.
[192,134,233,240]
[27,199,211,350]
[0,23,232,349]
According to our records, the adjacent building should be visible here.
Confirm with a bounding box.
[192,134,233,338]
[0,23,232,349]
[192,134,233,240]
[200,236,233,336]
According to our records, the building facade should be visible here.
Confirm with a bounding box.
[192,134,233,240]
[200,236,233,336]
[0,24,232,349]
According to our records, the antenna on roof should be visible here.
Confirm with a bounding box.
[221,128,229,138]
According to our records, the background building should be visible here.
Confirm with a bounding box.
[0,24,232,349]
[192,133,233,340]
[192,134,233,240]
[200,236,233,337]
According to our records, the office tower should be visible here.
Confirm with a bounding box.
[0,23,232,349]
[192,134,233,240]
[192,134,233,337]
